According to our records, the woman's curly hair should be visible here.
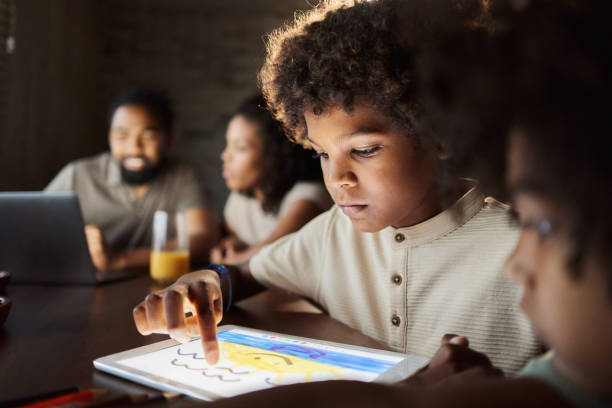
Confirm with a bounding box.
[233,94,323,214]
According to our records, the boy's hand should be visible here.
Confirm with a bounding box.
[399,334,503,386]
[132,270,224,364]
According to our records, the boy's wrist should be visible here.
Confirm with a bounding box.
[206,264,232,312]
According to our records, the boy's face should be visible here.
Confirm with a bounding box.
[505,132,612,387]
[109,104,166,182]
[304,105,440,232]
[221,115,265,192]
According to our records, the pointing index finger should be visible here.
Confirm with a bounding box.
[187,280,221,365]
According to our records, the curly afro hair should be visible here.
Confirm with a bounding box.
[259,0,489,206]
[260,0,487,146]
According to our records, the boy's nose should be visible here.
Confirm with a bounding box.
[327,161,357,189]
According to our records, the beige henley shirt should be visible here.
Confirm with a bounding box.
[250,186,538,375]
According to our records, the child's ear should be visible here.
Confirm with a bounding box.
[436,141,451,160]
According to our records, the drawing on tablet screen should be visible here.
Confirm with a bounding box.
[115,329,410,398]
[171,341,344,384]
[222,342,344,383]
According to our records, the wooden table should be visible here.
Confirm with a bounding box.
[0,274,388,406]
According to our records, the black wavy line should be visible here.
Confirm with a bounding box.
[215,366,251,375]
[177,348,205,360]
[171,358,204,371]
[171,358,251,381]
[202,370,241,382]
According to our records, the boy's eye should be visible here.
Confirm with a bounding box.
[312,151,328,160]
[352,146,381,157]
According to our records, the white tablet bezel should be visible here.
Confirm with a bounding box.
[93,325,428,401]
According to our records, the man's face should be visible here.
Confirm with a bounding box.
[304,105,440,232]
[108,104,166,185]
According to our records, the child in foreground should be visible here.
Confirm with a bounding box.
[210,94,331,267]
[133,0,537,376]
[209,1,612,406]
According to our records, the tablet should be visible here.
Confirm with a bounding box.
[94,325,428,401]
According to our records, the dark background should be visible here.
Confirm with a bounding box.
[0,0,308,216]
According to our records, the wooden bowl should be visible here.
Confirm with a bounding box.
[0,296,11,328]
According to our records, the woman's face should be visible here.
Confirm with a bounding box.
[221,115,265,192]
[304,105,440,232]
[504,132,612,391]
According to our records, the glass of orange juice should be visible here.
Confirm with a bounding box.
[150,210,190,284]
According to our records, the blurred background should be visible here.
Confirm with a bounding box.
[0,0,308,216]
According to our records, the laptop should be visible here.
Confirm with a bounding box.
[0,192,139,284]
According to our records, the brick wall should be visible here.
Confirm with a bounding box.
[1,0,103,193]
[1,0,309,216]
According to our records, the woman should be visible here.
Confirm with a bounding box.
[211,94,332,266]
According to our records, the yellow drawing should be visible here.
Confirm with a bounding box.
[220,342,345,382]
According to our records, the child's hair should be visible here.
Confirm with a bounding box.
[259,0,488,201]
[233,93,323,214]
[107,89,174,134]
[420,0,612,296]
[260,0,486,145]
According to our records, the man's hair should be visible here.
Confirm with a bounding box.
[420,0,612,295]
[107,89,174,134]
[233,94,323,214]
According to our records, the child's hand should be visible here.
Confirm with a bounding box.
[132,269,224,365]
[399,334,503,387]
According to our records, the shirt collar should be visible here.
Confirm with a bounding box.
[387,181,486,247]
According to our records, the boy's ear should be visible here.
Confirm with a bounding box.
[436,141,451,160]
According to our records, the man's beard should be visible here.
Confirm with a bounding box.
[119,156,162,186]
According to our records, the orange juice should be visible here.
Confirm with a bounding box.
[150,250,190,283]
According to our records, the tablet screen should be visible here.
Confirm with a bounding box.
[117,328,405,398]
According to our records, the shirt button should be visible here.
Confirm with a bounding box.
[392,275,402,285]
[391,315,401,326]
[394,233,405,243]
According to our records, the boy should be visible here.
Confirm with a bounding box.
[201,1,612,406]
[133,0,537,376]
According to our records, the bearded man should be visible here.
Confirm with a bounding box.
[46,89,220,271]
